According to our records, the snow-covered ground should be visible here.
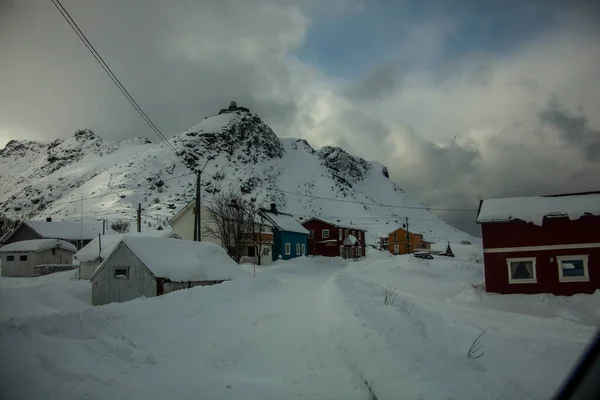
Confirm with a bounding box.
[1,248,597,399]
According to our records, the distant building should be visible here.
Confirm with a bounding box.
[259,204,308,261]
[302,218,366,259]
[0,219,96,250]
[90,237,246,306]
[477,191,600,295]
[387,227,431,255]
[0,239,76,277]
[75,229,181,280]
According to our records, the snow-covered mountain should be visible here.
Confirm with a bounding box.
[0,105,473,243]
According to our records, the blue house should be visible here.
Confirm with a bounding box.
[260,204,309,261]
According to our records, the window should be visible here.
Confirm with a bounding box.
[506,258,536,283]
[19,255,27,261]
[358,231,362,240]
[309,230,314,239]
[393,233,397,239]
[52,248,56,255]
[557,255,589,282]
[248,246,256,257]
[322,229,329,239]
[6,255,14,261]
[339,229,342,240]
[285,243,291,255]
[296,243,300,255]
[263,247,270,255]
[344,229,348,237]
[357,247,362,257]
[114,267,129,279]
[301,243,306,255]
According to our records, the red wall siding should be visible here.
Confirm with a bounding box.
[482,215,600,295]
[302,219,366,257]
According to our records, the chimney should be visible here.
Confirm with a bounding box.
[270,203,277,213]
[46,217,52,222]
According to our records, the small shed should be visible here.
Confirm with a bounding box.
[0,239,77,277]
[342,234,363,259]
[75,229,182,280]
[90,237,246,306]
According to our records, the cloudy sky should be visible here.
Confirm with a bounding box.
[1,0,599,235]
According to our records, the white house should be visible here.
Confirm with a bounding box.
[0,239,77,277]
[90,237,247,306]
[75,228,181,280]
[0,219,97,250]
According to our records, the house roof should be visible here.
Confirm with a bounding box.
[0,239,77,253]
[75,229,181,262]
[92,237,247,282]
[168,199,196,224]
[260,210,309,235]
[23,221,97,241]
[387,227,423,238]
[476,192,600,226]
[302,217,366,232]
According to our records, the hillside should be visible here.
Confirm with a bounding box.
[0,106,473,244]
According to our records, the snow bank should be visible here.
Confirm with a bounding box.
[0,239,77,253]
[114,237,247,282]
[343,234,358,246]
[321,249,598,399]
[477,193,600,225]
[26,220,97,240]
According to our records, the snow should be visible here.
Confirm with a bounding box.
[261,211,309,234]
[477,193,600,226]
[343,234,358,246]
[0,239,77,253]
[0,250,596,399]
[75,229,179,262]
[95,237,247,282]
[25,221,97,240]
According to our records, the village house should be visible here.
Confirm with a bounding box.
[75,229,181,280]
[259,204,308,261]
[301,218,366,259]
[477,191,600,295]
[168,201,221,246]
[0,239,77,277]
[0,218,96,250]
[90,237,246,306]
[387,226,431,255]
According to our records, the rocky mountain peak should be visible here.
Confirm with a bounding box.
[73,128,99,141]
[317,145,370,183]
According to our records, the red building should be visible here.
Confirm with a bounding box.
[301,218,366,259]
[477,191,600,296]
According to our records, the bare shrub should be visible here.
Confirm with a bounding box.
[111,219,130,233]
[383,286,398,306]
[467,329,487,359]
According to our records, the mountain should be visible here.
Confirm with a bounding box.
[0,106,474,244]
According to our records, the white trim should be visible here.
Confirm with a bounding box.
[484,242,600,254]
[506,257,537,284]
[557,255,590,283]
[296,243,300,255]
[284,243,291,255]
[322,229,329,239]
[301,243,306,256]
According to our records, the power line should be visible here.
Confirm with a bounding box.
[50,0,183,161]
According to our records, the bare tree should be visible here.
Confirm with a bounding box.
[111,219,130,233]
[203,192,251,263]
[246,202,271,265]
[0,213,17,239]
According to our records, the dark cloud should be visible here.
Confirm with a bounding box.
[347,64,403,101]
[539,98,600,161]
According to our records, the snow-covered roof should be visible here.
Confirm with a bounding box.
[0,239,77,253]
[93,237,246,282]
[25,221,97,241]
[477,193,600,226]
[76,229,180,262]
[261,211,309,235]
[303,217,365,231]
[343,235,360,246]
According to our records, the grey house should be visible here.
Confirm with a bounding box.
[0,219,97,250]
[90,236,246,306]
[0,239,77,277]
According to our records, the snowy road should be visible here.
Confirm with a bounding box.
[0,261,370,400]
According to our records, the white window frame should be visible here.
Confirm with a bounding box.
[339,229,342,240]
[113,266,129,279]
[296,243,300,255]
[557,255,589,282]
[358,231,362,240]
[506,257,537,284]
[357,247,362,257]
[285,243,291,255]
[301,243,306,256]
[309,230,314,239]
[322,229,329,239]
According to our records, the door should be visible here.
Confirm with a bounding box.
[393,244,400,254]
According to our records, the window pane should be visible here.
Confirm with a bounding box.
[510,261,534,280]
[561,259,585,277]
[7,255,14,261]
[19,255,27,261]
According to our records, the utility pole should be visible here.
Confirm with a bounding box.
[137,203,141,233]
[80,197,83,250]
[194,158,212,242]
[102,219,106,235]
[405,216,410,254]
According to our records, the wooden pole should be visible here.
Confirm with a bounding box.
[137,203,141,233]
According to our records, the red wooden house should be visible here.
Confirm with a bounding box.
[477,191,600,296]
[301,218,366,259]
